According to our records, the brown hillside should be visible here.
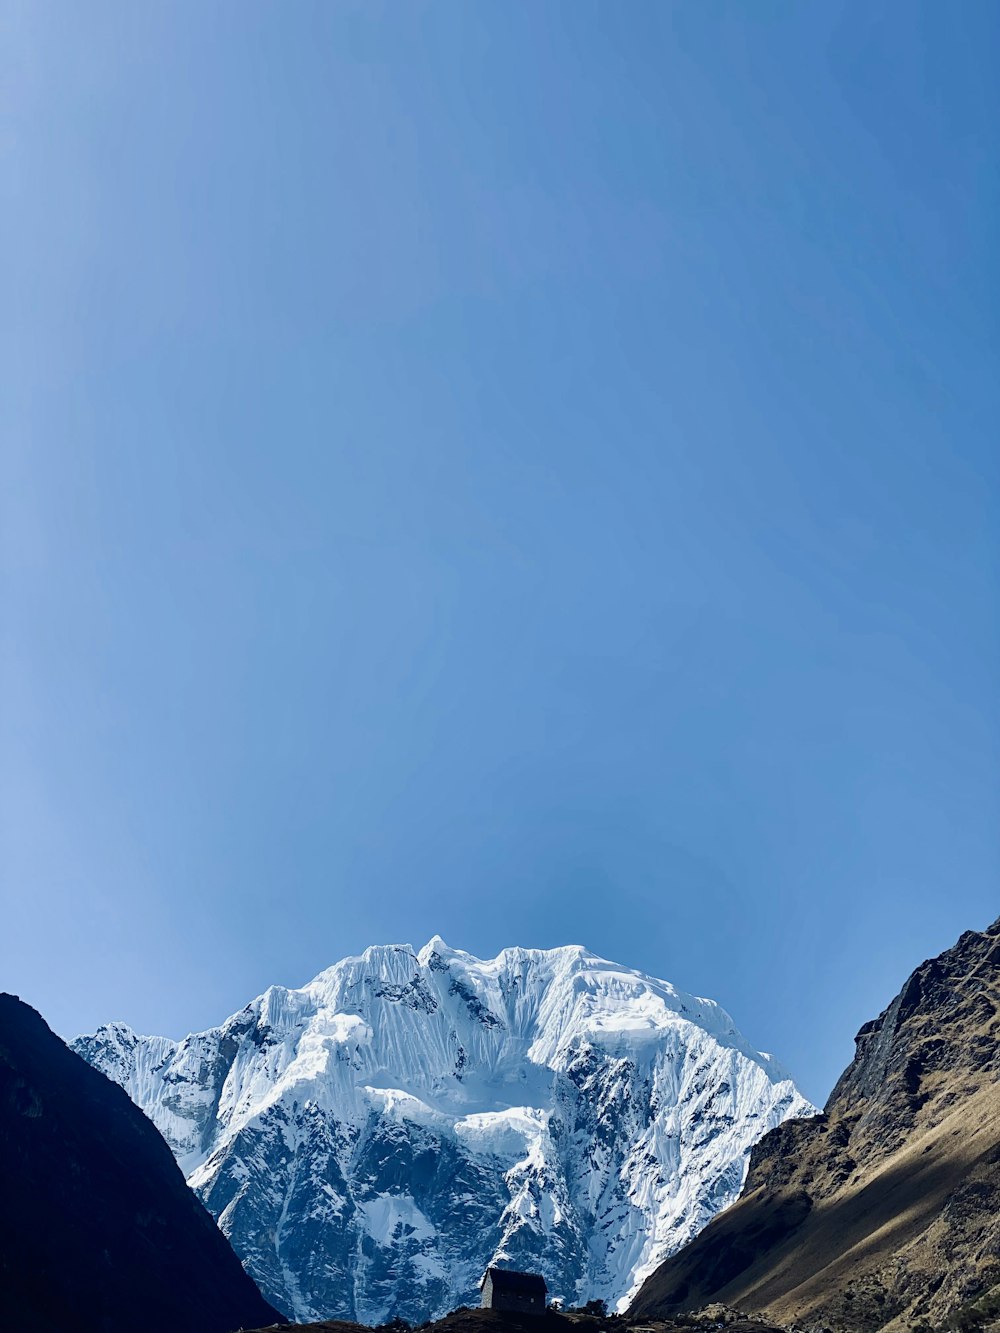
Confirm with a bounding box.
[629,917,1000,1332]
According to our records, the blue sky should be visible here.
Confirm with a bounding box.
[3,1,997,1104]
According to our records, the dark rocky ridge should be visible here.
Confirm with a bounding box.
[629,917,1000,1331]
[0,992,285,1333]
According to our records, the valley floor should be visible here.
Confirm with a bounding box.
[247,1305,787,1333]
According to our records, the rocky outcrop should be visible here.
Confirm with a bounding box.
[630,917,1000,1332]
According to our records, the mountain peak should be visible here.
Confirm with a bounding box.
[74,940,815,1325]
[418,934,456,964]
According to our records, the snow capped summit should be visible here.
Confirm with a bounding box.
[73,940,815,1324]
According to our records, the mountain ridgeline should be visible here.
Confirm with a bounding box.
[630,916,1000,1332]
[74,940,814,1325]
[0,993,283,1333]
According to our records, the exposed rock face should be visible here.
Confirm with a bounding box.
[73,939,813,1325]
[0,993,284,1333]
[630,917,1000,1332]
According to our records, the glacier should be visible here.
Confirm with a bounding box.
[73,939,816,1324]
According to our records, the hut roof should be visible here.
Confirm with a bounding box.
[480,1268,547,1295]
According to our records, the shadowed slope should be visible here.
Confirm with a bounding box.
[630,918,1000,1332]
[0,993,285,1333]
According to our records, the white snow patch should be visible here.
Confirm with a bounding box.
[362,1194,437,1248]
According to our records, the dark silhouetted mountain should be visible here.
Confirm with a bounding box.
[630,917,1000,1332]
[0,992,285,1333]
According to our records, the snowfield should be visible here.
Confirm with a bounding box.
[74,939,815,1324]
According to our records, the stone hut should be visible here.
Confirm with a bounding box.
[479,1267,548,1314]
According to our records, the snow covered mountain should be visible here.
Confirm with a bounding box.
[73,940,815,1325]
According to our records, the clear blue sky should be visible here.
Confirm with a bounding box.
[3,1,997,1105]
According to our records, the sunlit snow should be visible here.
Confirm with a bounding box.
[74,939,816,1324]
